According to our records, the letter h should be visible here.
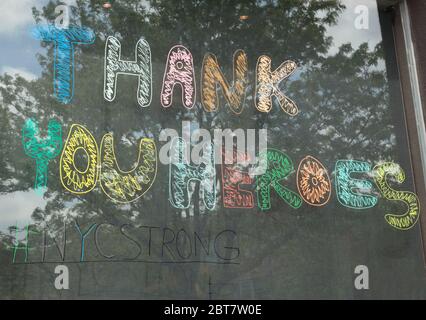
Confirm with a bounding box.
[104,36,152,107]
[169,137,216,210]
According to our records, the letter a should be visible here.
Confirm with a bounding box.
[54,265,69,290]
[161,45,196,109]
[354,265,369,290]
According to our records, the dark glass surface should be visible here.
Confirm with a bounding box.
[0,0,425,299]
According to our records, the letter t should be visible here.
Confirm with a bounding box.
[32,24,95,104]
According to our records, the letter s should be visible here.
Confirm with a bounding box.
[373,162,420,230]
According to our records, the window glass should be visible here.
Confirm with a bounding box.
[0,0,425,299]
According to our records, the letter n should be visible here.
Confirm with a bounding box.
[201,50,248,114]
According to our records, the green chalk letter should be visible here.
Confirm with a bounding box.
[256,149,302,210]
[22,118,63,194]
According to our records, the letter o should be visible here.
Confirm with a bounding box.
[60,124,99,194]
[296,156,331,206]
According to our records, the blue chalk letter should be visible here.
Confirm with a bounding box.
[169,137,216,210]
[32,24,95,104]
[335,160,378,209]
